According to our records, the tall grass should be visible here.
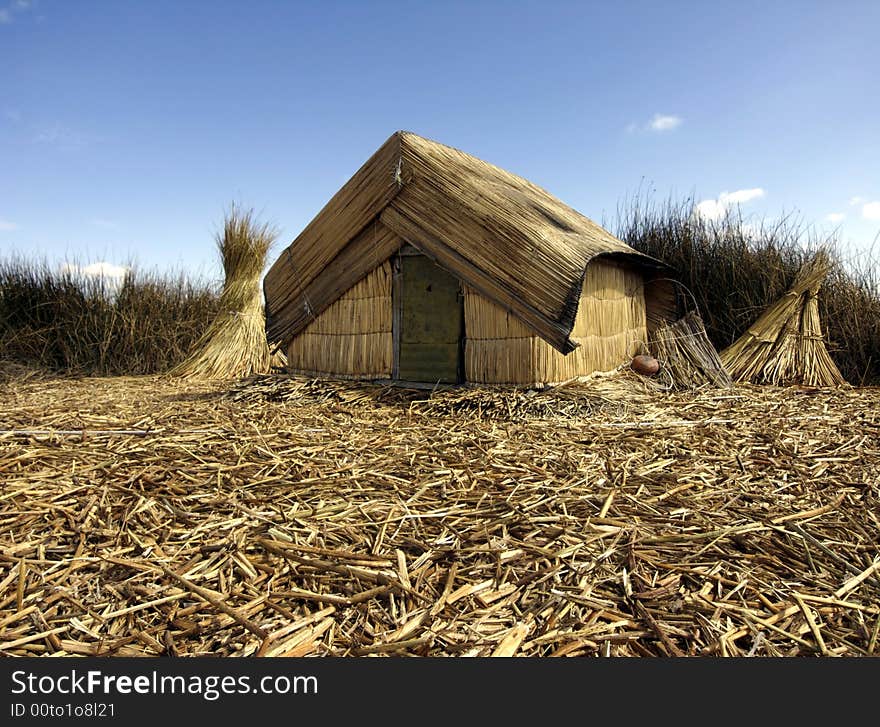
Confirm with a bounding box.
[616,197,880,385]
[0,256,219,375]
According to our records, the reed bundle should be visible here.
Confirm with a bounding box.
[650,311,732,389]
[3,372,878,657]
[720,252,847,386]
[171,206,279,379]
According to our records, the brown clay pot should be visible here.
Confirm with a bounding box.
[631,354,660,376]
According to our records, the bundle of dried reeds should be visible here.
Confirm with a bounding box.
[171,206,279,379]
[720,252,847,386]
[650,311,732,389]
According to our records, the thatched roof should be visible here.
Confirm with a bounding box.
[264,131,665,353]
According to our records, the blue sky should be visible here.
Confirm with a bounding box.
[2,0,878,281]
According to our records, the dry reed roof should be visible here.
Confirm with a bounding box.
[264,131,665,353]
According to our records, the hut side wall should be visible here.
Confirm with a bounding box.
[644,277,678,335]
[464,258,647,384]
[286,261,392,379]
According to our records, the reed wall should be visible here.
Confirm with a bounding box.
[464,258,647,384]
[286,261,392,379]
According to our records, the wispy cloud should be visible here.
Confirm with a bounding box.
[825,212,846,223]
[849,196,865,206]
[694,188,765,221]
[626,113,683,134]
[0,0,33,25]
[863,201,880,220]
[648,114,683,132]
[33,123,93,150]
[89,218,118,230]
[719,188,764,205]
[0,218,19,231]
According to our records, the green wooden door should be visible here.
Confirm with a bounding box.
[395,253,463,383]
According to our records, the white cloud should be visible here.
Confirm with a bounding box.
[61,261,129,283]
[694,188,765,221]
[89,218,118,229]
[648,114,683,132]
[825,212,846,223]
[849,196,864,206]
[0,218,19,231]
[82,262,128,279]
[863,201,880,220]
[719,188,765,205]
[694,199,727,221]
[626,113,683,134]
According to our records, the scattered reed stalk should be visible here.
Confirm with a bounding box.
[3,372,878,657]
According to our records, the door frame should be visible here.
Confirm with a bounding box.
[391,244,464,383]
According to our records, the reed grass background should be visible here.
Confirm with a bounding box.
[0,256,218,375]
[616,197,880,385]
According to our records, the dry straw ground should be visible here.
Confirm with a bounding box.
[1,366,878,657]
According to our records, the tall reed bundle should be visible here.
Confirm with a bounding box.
[171,206,279,379]
[720,252,847,386]
[650,311,731,389]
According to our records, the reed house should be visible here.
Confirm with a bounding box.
[264,132,676,385]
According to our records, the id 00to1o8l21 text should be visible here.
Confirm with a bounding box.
[10,702,115,719]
